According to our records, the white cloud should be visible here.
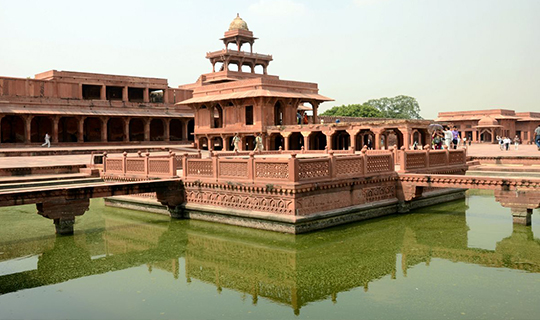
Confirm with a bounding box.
[248,0,306,17]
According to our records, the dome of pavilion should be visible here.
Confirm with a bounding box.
[229,14,249,31]
[477,115,499,127]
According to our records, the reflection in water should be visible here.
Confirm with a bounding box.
[0,197,540,317]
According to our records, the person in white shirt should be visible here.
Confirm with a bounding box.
[443,127,453,149]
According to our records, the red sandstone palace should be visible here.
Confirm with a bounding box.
[437,109,540,144]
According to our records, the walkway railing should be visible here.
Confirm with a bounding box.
[182,150,395,184]
[102,151,178,179]
[398,147,467,173]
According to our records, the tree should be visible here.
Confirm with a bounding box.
[320,104,382,118]
[364,95,422,119]
[321,95,423,120]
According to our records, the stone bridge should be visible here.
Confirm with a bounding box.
[399,173,540,225]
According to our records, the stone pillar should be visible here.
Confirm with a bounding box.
[512,208,533,226]
[163,89,169,104]
[302,131,310,150]
[122,86,128,102]
[100,85,106,100]
[123,118,130,142]
[312,102,319,124]
[347,130,359,151]
[403,130,410,150]
[164,119,170,142]
[143,87,149,103]
[24,115,33,144]
[325,133,333,150]
[144,119,151,141]
[182,120,189,141]
[52,116,60,144]
[101,117,109,142]
[283,132,291,150]
[78,117,86,142]
[375,132,381,150]
[36,198,90,235]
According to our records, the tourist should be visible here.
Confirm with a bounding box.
[367,138,373,150]
[41,133,51,148]
[535,124,540,150]
[232,133,241,151]
[296,112,302,124]
[503,136,511,151]
[303,113,309,124]
[253,133,263,152]
[462,136,467,147]
[513,135,520,150]
[468,135,472,146]
[443,127,453,149]
[451,126,460,149]
[497,136,503,150]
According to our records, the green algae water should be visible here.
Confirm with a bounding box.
[1,193,540,319]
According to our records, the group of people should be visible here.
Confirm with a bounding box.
[232,133,263,152]
[296,112,309,125]
[431,126,466,150]
[496,135,521,151]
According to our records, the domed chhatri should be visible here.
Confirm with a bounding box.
[229,13,249,31]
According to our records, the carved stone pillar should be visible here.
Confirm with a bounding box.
[122,86,128,102]
[100,85,106,100]
[374,132,381,150]
[78,116,86,142]
[36,199,90,235]
[301,131,310,150]
[52,116,60,144]
[123,118,130,142]
[101,117,109,142]
[182,119,189,141]
[144,119,151,141]
[164,119,170,142]
[24,115,33,144]
[312,102,319,124]
[325,132,333,150]
[282,132,291,150]
[143,87,149,103]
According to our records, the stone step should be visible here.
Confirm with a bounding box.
[466,170,540,178]
[0,173,94,185]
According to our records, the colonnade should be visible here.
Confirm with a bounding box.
[0,114,195,145]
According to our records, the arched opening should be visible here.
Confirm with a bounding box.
[288,132,304,150]
[107,118,124,142]
[58,117,78,142]
[385,129,404,149]
[199,137,209,150]
[211,137,223,151]
[213,104,223,128]
[187,119,195,141]
[129,118,145,141]
[254,65,264,74]
[269,133,284,150]
[1,115,25,143]
[215,62,224,72]
[241,64,252,73]
[228,63,239,72]
[170,119,183,141]
[274,101,284,125]
[150,119,164,141]
[309,131,327,150]
[480,130,492,143]
[332,130,350,150]
[356,130,374,150]
[84,117,102,142]
[244,135,256,151]
[31,116,52,143]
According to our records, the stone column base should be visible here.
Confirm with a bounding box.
[511,208,532,226]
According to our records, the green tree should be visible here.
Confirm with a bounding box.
[320,104,382,118]
[364,95,422,119]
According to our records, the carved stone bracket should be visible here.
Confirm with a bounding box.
[36,198,90,235]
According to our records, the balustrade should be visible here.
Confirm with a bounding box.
[102,151,178,179]
[398,147,467,173]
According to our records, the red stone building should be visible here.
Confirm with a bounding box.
[436,109,540,143]
[0,70,195,146]
[178,15,431,151]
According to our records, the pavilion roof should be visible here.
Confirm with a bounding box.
[175,88,333,105]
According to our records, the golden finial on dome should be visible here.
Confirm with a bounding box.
[229,13,249,31]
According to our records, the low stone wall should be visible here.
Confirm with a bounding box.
[398,148,467,174]
[469,156,540,166]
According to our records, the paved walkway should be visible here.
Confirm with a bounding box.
[465,143,540,157]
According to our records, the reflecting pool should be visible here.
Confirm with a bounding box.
[1,192,539,319]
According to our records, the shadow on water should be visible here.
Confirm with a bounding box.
[0,197,540,316]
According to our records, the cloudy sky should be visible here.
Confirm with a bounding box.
[1,0,538,119]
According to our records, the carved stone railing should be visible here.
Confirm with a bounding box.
[182,150,395,185]
[102,152,178,179]
[398,147,467,173]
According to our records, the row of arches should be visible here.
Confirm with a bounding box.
[197,128,427,151]
[0,115,194,144]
